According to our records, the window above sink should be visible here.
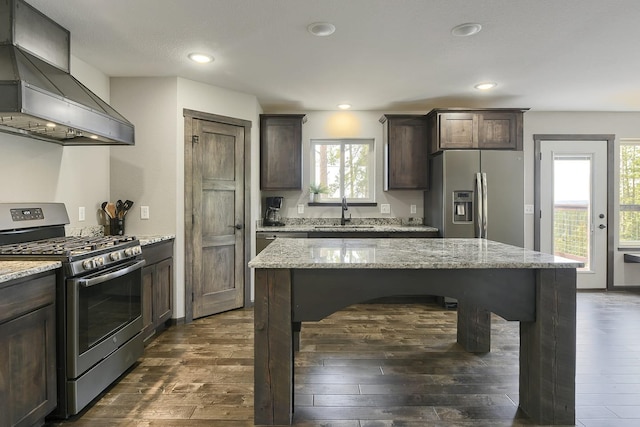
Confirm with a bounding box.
[310,138,375,203]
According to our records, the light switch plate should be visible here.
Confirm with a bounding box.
[381,204,390,214]
[141,205,150,219]
[78,206,85,221]
[524,204,534,214]
[297,204,304,214]
[410,204,417,214]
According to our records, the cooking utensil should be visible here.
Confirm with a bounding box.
[101,201,113,219]
[116,200,124,219]
[122,200,134,218]
[106,202,116,220]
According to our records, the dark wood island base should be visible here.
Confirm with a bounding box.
[250,238,579,426]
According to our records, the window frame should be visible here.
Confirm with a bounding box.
[619,139,640,247]
[309,138,375,203]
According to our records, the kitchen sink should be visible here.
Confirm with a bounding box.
[314,225,375,229]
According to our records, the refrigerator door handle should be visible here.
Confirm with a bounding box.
[481,172,488,238]
[475,173,483,238]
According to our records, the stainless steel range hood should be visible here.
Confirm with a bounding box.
[0,0,134,145]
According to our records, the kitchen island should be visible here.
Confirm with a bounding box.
[248,238,582,426]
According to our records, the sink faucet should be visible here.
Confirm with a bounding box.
[341,196,351,225]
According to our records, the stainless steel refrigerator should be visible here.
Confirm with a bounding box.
[424,150,525,308]
[425,150,524,246]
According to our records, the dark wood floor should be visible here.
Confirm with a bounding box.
[47,291,640,427]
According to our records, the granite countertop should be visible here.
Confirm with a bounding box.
[256,224,438,233]
[137,235,176,246]
[0,261,61,284]
[256,217,437,233]
[248,237,584,270]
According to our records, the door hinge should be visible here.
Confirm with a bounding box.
[192,292,194,302]
[192,135,199,144]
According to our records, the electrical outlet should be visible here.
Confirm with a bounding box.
[524,204,534,214]
[141,205,150,220]
[410,204,417,214]
[297,204,304,214]
[381,204,390,214]
[78,206,85,221]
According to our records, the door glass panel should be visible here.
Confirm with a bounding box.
[553,155,592,271]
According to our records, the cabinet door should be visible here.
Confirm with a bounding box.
[386,117,429,189]
[439,113,477,149]
[141,264,154,342]
[477,112,518,149]
[0,304,56,427]
[260,115,305,190]
[154,257,173,326]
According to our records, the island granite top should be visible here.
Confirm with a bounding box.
[248,238,584,269]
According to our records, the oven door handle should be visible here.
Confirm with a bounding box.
[78,259,146,288]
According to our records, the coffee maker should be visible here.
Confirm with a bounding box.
[263,196,284,226]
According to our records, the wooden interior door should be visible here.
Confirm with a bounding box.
[188,116,245,319]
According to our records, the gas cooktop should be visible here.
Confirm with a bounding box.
[0,235,138,258]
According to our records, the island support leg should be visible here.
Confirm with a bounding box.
[456,300,491,353]
[519,268,576,425]
[254,269,293,425]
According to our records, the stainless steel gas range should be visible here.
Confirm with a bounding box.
[0,203,145,418]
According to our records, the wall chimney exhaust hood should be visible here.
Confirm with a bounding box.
[0,0,134,145]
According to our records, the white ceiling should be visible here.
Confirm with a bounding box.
[26,0,640,112]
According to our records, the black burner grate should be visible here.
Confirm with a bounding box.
[0,235,137,258]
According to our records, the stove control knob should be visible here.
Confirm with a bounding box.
[95,257,105,266]
[125,246,142,257]
[110,252,121,261]
[82,259,95,270]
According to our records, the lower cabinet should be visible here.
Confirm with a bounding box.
[142,240,174,343]
[0,272,57,427]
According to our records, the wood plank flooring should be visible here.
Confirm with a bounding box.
[47,291,640,427]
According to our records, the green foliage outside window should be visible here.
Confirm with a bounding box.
[619,142,640,246]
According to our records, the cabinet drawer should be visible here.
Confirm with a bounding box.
[0,273,55,324]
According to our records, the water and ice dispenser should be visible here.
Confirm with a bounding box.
[453,191,473,223]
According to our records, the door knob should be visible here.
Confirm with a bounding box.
[599,213,605,219]
[235,224,243,230]
[598,224,606,229]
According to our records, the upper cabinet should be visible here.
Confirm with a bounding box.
[260,114,306,190]
[380,114,429,190]
[427,108,528,154]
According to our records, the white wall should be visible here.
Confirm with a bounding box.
[523,111,640,287]
[0,56,110,231]
[110,76,261,319]
[261,110,425,221]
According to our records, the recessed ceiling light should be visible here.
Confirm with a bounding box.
[337,103,351,110]
[307,22,336,37]
[90,135,99,139]
[451,23,482,37]
[46,122,56,128]
[188,53,214,64]
[474,82,497,90]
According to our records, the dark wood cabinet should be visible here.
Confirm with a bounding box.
[427,108,527,154]
[260,114,306,190]
[0,272,57,427]
[380,114,429,190]
[142,240,174,344]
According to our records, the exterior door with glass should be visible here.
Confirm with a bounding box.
[538,140,608,289]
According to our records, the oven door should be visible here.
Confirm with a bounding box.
[66,258,145,378]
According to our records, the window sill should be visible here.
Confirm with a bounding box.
[308,202,377,207]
